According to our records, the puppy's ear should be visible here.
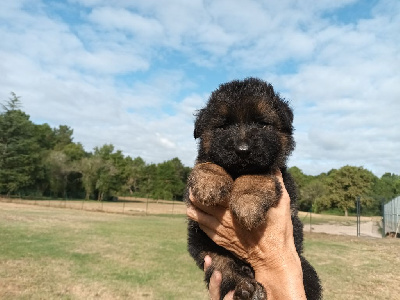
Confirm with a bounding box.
[194,109,205,139]
[283,102,294,124]
[278,99,294,132]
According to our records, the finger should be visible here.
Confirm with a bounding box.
[204,255,212,272]
[265,171,292,225]
[274,169,286,195]
[275,168,283,178]
[223,291,235,300]
[209,270,222,300]
[274,170,291,208]
[187,206,236,249]
[186,205,221,229]
[199,223,219,242]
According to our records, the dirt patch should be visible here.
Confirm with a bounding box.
[298,212,383,238]
[303,221,382,238]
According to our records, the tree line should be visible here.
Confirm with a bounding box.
[0,93,190,201]
[289,166,400,216]
[1,93,399,215]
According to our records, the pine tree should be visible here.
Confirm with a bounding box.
[0,93,40,195]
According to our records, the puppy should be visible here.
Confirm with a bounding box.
[186,78,322,299]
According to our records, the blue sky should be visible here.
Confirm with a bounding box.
[1,0,399,176]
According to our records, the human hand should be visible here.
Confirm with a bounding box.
[187,170,306,299]
[204,255,234,300]
[187,170,297,271]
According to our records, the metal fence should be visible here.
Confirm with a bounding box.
[0,196,187,216]
[383,196,400,235]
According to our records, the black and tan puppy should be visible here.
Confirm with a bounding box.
[186,78,322,299]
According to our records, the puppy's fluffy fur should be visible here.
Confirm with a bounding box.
[186,78,322,300]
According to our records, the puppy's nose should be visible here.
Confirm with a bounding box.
[235,142,250,157]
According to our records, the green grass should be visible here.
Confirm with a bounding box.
[0,203,207,300]
[304,233,399,299]
[1,202,399,299]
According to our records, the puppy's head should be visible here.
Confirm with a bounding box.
[194,78,295,177]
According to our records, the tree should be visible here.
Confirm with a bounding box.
[325,166,376,216]
[146,158,190,200]
[372,173,400,202]
[154,158,185,200]
[95,159,117,201]
[0,93,198,200]
[289,166,315,210]
[289,166,314,190]
[301,179,329,213]
[0,92,22,111]
[142,163,157,197]
[78,144,123,201]
[63,142,87,161]
[53,125,73,150]
[93,144,124,200]
[34,123,56,150]
[44,151,71,198]
[0,93,40,195]
[122,156,146,195]
[77,156,100,200]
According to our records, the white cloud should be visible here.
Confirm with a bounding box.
[0,0,399,177]
[87,7,164,40]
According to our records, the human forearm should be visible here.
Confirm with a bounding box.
[254,251,306,300]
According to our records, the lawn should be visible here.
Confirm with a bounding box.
[0,202,399,299]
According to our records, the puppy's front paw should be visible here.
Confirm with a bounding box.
[234,280,266,300]
[230,192,268,231]
[230,175,281,230]
[188,163,233,206]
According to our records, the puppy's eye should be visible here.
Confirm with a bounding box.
[260,122,273,129]
[217,119,232,130]
[217,123,229,130]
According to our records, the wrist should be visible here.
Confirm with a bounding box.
[256,266,305,300]
[253,252,305,300]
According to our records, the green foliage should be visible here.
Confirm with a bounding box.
[325,166,376,216]
[121,156,146,195]
[78,156,102,200]
[372,173,400,203]
[302,179,329,213]
[1,92,399,209]
[34,123,56,150]
[288,166,314,189]
[0,94,191,201]
[44,151,70,197]
[53,125,74,150]
[0,92,22,111]
[0,93,41,195]
[63,142,87,161]
[288,166,316,211]
[290,165,391,216]
[150,158,189,200]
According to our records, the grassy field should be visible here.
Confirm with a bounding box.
[0,202,399,300]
